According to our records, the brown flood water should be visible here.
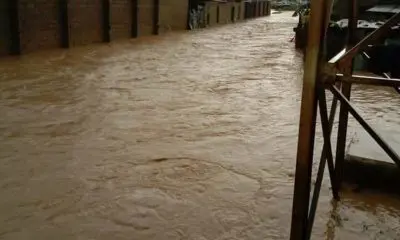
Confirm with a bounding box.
[1,12,400,240]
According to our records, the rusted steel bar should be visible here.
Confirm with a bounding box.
[306,86,339,240]
[334,0,358,191]
[336,74,400,87]
[328,48,346,64]
[317,87,339,199]
[330,85,400,167]
[337,12,400,69]
[290,0,328,237]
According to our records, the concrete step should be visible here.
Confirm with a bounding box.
[344,127,400,195]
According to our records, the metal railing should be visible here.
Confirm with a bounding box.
[289,0,400,238]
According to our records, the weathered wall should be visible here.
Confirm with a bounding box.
[255,1,260,17]
[266,1,271,15]
[205,2,245,26]
[0,0,264,57]
[0,1,10,56]
[244,0,270,19]
[68,0,104,46]
[218,3,231,24]
[237,2,245,21]
[204,2,218,26]
[111,0,132,40]
[138,0,154,36]
[260,2,265,16]
[18,0,61,53]
[159,0,188,33]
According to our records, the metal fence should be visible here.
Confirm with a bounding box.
[289,0,400,238]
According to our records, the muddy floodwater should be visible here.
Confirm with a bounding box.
[1,12,400,240]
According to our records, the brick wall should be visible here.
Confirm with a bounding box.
[68,0,104,46]
[159,0,188,33]
[18,0,61,53]
[0,0,10,56]
[111,0,132,40]
[138,0,154,36]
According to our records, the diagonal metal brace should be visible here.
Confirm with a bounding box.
[330,85,400,167]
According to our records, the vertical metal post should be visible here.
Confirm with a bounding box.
[8,0,20,55]
[289,0,327,238]
[102,0,111,42]
[60,0,69,48]
[334,0,357,191]
[306,88,339,239]
[152,0,159,35]
[131,0,138,37]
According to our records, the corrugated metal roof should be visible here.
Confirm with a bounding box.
[366,4,400,13]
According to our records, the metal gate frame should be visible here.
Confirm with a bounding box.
[289,0,400,238]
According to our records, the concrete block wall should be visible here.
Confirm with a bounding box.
[111,0,133,40]
[138,0,154,36]
[68,0,104,46]
[159,0,188,34]
[0,1,10,56]
[18,0,61,53]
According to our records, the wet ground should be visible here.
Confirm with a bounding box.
[1,12,400,240]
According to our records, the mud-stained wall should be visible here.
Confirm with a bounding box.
[159,0,188,33]
[205,3,218,26]
[260,2,264,16]
[111,0,132,40]
[18,0,61,53]
[205,2,246,27]
[238,2,245,21]
[244,0,270,20]
[0,0,263,56]
[0,1,10,56]
[218,3,232,24]
[138,0,154,36]
[68,0,104,46]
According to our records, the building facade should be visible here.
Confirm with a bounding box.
[0,0,270,56]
